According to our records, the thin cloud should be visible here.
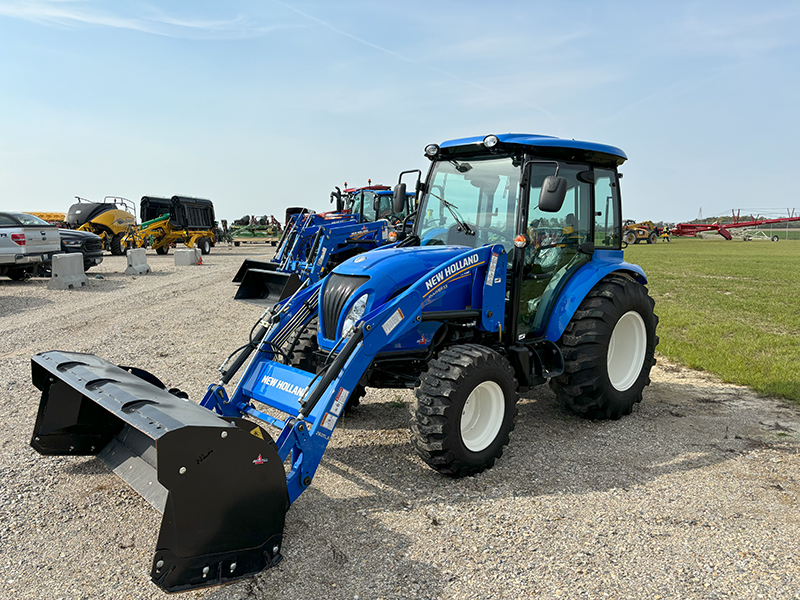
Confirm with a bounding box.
[0,0,279,39]
[272,0,557,125]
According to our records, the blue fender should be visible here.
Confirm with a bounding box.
[543,250,647,342]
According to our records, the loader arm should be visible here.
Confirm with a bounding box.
[206,244,507,503]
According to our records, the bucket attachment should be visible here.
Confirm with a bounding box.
[231,259,277,283]
[234,267,303,308]
[30,351,288,593]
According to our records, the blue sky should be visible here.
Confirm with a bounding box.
[1,1,799,224]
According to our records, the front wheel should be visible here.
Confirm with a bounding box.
[771,235,780,242]
[623,231,636,245]
[550,272,658,420]
[155,246,169,255]
[411,344,518,477]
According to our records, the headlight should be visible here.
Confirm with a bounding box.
[424,144,439,157]
[483,134,499,148]
[63,240,82,247]
[342,293,369,337]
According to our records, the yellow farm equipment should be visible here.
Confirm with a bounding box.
[122,196,218,255]
[623,220,668,244]
[66,197,137,255]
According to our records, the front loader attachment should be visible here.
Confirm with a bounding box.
[231,258,276,283]
[234,266,303,308]
[30,351,288,593]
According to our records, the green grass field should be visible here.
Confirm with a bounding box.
[624,237,800,403]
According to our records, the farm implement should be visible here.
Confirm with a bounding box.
[67,196,137,255]
[29,133,658,593]
[233,185,415,308]
[122,196,218,255]
[671,210,800,240]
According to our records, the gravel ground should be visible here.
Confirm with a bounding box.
[1,245,799,600]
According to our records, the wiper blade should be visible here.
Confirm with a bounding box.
[429,192,474,236]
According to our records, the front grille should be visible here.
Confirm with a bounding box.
[85,240,103,252]
[322,273,369,339]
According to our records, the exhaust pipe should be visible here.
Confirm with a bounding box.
[30,351,288,593]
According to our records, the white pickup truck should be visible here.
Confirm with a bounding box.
[0,212,61,280]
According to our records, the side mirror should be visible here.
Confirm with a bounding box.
[538,176,567,212]
[392,183,407,213]
[330,187,343,212]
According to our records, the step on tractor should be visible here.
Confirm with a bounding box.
[233,184,415,308]
[66,196,137,255]
[122,196,218,255]
[29,133,658,593]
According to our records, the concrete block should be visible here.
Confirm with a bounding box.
[47,253,89,290]
[124,248,151,275]
[174,248,202,266]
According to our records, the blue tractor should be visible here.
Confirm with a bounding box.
[233,184,415,306]
[29,133,658,592]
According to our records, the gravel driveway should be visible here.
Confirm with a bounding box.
[1,246,798,600]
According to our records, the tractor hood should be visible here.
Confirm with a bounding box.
[319,245,478,342]
[335,245,472,290]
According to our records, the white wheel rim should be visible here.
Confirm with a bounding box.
[607,310,647,392]
[460,381,505,452]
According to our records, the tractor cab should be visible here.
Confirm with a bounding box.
[397,133,625,346]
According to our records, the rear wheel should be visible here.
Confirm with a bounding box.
[411,344,518,477]
[155,246,169,255]
[550,272,658,419]
[623,231,636,245]
[198,237,212,255]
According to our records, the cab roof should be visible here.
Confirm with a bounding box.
[437,133,627,166]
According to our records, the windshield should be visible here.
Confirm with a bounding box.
[417,156,519,250]
[8,212,52,226]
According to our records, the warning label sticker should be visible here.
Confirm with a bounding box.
[321,413,338,431]
[330,387,349,416]
[250,426,264,440]
[485,252,498,287]
[382,308,404,335]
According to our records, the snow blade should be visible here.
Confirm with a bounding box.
[234,267,302,308]
[29,351,288,593]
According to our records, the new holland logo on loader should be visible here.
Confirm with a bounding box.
[29,133,658,593]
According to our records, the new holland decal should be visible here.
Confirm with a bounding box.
[423,253,484,297]
[261,375,305,397]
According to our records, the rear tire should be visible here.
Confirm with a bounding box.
[623,231,636,245]
[198,237,212,255]
[411,344,518,477]
[155,246,169,255]
[550,272,658,419]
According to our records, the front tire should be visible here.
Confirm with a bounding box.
[155,246,169,255]
[286,318,362,411]
[550,272,658,419]
[411,344,518,477]
[623,231,636,245]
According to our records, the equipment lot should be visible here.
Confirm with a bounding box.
[1,246,799,599]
